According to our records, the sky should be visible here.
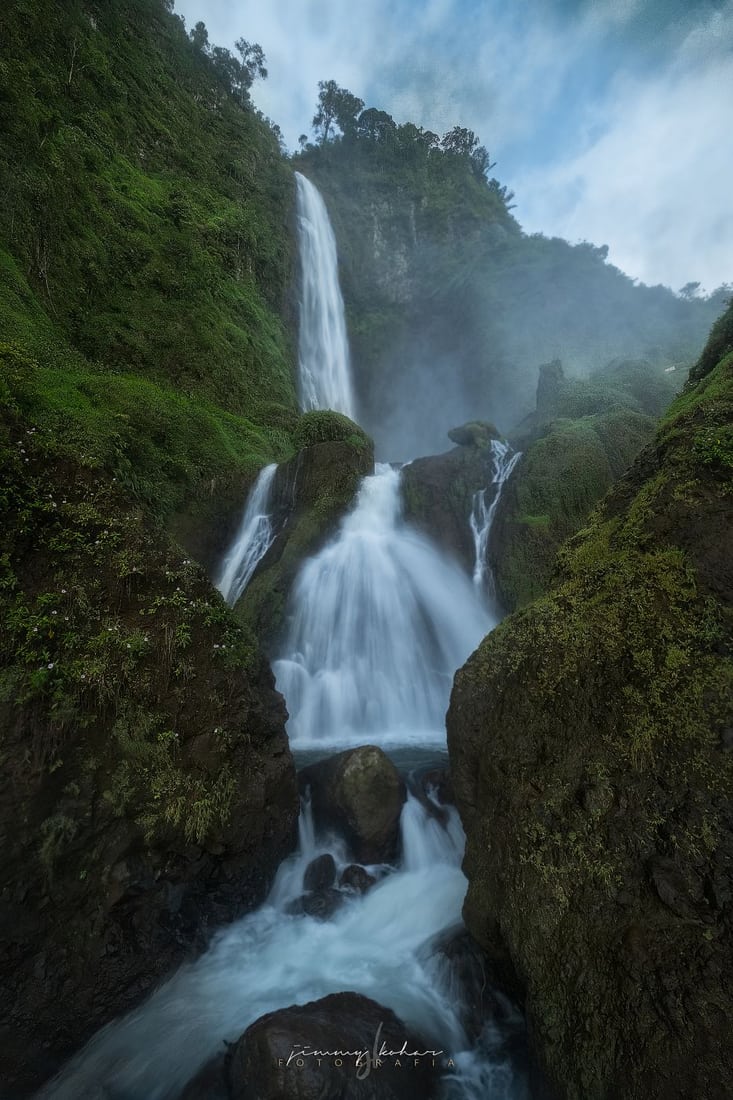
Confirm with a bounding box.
[174,0,733,292]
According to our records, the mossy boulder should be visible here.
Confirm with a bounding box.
[234,416,374,652]
[447,309,733,1099]
[491,408,656,609]
[299,746,406,863]
[0,408,299,1094]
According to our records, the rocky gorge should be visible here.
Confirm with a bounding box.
[1,3,732,1098]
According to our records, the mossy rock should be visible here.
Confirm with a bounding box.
[448,305,733,1100]
[447,420,502,448]
[234,431,375,652]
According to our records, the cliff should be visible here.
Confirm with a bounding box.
[447,302,733,1098]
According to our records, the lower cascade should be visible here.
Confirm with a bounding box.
[40,792,530,1100]
[273,463,494,749]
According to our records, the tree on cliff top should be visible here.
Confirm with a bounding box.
[313,80,365,142]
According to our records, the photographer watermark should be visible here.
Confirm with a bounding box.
[278,1021,454,1080]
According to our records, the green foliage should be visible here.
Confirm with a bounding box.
[0,0,296,417]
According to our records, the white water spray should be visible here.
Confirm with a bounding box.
[470,440,521,591]
[273,464,493,750]
[215,463,277,606]
[295,172,356,417]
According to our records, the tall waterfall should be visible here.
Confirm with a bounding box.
[216,463,277,606]
[470,440,521,591]
[295,171,356,417]
[273,464,493,750]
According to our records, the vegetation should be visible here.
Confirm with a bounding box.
[491,357,681,609]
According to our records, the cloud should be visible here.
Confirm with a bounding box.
[173,0,733,289]
[515,4,733,289]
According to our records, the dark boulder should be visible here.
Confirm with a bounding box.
[340,864,377,893]
[303,853,337,893]
[227,992,442,1099]
[299,746,406,863]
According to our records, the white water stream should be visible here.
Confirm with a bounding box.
[40,794,527,1100]
[295,172,356,417]
[470,440,522,591]
[215,463,277,606]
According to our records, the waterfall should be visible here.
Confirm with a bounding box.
[215,463,277,606]
[273,464,493,750]
[295,171,356,418]
[470,440,521,591]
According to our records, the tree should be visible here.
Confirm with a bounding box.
[470,144,496,181]
[356,107,396,143]
[441,126,479,157]
[235,39,268,88]
[312,80,364,143]
[678,281,701,300]
[189,21,209,52]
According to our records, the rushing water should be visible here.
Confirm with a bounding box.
[215,463,278,606]
[273,463,494,751]
[40,792,529,1100]
[470,439,522,591]
[295,172,356,417]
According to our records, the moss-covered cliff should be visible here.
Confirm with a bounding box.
[448,303,733,1099]
[490,358,680,610]
[0,382,298,1092]
[0,3,306,1090]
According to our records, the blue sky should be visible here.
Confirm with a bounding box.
[174,0,733,292]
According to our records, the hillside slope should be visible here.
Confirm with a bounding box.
[448,303,733,1098]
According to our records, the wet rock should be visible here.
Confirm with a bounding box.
[302,888,344,921]
[228,991,441,1099]
[340,864,377,893]
[303,853,337,893]
[299,746,406,863]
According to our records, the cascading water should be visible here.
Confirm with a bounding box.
[40,794,530,1100]
[215,463,278,606]
[295,171,356,417]
[470,439,522,591]
[273,463,494,750]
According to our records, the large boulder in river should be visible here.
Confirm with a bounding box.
[235,411,374,652]
[227,992,442,1099]
[447,307,733,1099]
[299,746,406,862]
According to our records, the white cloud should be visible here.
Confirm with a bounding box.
[516,5,733,289]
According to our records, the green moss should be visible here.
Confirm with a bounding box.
[293,409,371,450]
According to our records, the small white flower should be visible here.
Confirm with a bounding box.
[47,663,54,670]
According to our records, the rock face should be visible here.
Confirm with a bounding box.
[402,422,502,574]
[235,411,374,652]
[227,992,442,1099]
[448,309,733,1100]
[490,358,673,611]
[0,431,299,1095]
[299,746,406,863]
